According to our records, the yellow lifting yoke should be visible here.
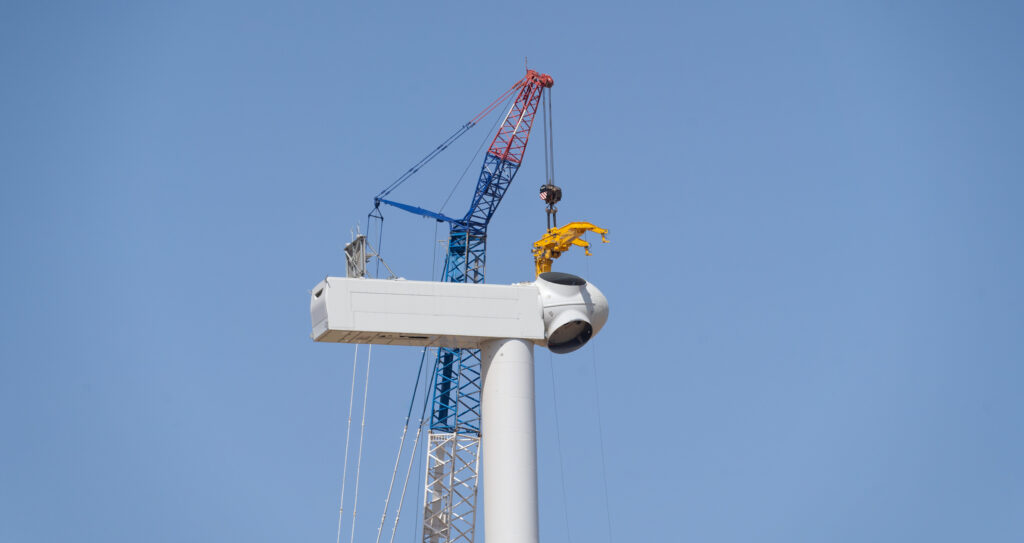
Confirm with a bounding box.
[532,221,609,277]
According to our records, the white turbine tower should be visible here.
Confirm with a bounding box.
[310,271,609,543]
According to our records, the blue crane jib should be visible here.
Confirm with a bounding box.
[374,70,553,433]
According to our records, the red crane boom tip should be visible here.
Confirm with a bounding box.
[525,69,554,88]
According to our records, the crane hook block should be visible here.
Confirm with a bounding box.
[539,184,562,205]
[532,221,609,277]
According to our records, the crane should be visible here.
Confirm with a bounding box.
[372,69,553,543]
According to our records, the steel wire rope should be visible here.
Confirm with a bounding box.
[547,88,555,184]
[374,348,429,543]
[371,93,512,284]
[375,82,520,202]
[541,88,573,541]
[438,94,513,215]
[388,90,509,543]
[432,221,440,281]
[349,345,374,543]
[366,210,384,280]
[547,350,574,543]
[336,344,361,543]
[388,356,437,543]
[542,92,550,183]
[347,73,535,543]
[412,420,425,543]
[370,84,517,283]
[411,357,438,543]
[376,125,471,200]
[583,236,614,542]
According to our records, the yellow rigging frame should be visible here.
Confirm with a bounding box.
[531,221,609,277]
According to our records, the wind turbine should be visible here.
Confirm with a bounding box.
[310,271,609,543]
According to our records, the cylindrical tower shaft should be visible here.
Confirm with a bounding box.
[480,338,539,543]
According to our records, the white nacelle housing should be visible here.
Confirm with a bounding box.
[533,272,609,353]
[310,272,608,353]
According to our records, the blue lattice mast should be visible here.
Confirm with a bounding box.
[374,69,553,543]
[433,70,552,431]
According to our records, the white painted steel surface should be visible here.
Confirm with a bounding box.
[308,273,611,543]
[480,338,539,543]
[422,433,479,543]
[310,278,545,348]
[310,276,609,352]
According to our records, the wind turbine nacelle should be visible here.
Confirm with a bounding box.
[534,272,609,354]
[309,273,607,353]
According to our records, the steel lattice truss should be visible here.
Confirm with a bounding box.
[374,70,551,543]
[422,433,480,543]
[421,72,552,543]
[428,71,550,436]
[421,71,549,543]
[431,348,482,433]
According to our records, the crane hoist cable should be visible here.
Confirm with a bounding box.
[544,87,555,187]
[540,89,562,230]
[533,89,610,276]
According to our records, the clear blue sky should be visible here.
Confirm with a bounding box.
[2,1,1022,542]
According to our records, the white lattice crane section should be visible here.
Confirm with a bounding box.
[422,433,480,543]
